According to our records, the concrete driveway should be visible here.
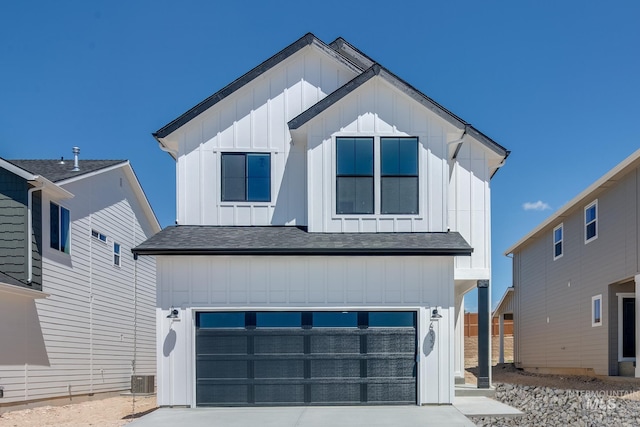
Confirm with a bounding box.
[127,405,476,427]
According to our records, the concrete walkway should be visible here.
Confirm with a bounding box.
[127,398,522,427]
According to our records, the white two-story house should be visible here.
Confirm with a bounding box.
[133,33,509,407]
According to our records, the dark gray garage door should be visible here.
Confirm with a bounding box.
[195,311,417,406]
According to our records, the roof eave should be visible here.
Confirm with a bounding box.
[132,247,473,256]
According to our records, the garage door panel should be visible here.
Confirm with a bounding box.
[197,384,248,405]
[254,335,304,354]
[197,360,248,379]
[310,383,361,404]
[197,334,248,354]
[367,382,415,403]
[310,359,361,378]
[254,360,304,379]
[367,332,415,353]
[255,384,305,404]
[367,358,416,378]
[310,335,360,354]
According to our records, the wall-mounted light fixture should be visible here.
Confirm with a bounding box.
[167,307,179,319]
[431,308,442,320]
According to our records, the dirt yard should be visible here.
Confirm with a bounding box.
[0,395,156,427]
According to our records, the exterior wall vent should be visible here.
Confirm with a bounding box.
[131,375,155,394]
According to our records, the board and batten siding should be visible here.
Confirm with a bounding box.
[172,46,358,226]
[155,255,456,406]
[513,166,640,375]
[0,166,156,404]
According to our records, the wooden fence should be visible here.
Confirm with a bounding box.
[464,312,513,337]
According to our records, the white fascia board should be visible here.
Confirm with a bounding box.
[505,147,640,255]
[0,282,49,299]
[55,161,128,185]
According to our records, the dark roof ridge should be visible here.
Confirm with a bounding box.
[153,33,364,140]
[329,37,377,69]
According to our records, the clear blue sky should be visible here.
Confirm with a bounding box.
[2,1,639,311]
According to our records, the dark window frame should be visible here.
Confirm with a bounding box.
[221,152,271,202]
[336,137,374,214]
[380,137,419,215]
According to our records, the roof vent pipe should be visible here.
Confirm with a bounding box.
[72,147,80,171]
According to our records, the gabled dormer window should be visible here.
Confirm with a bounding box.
[221,153,271,202]
[50,202,70,253]
[336,138,374,214]
[553,224,563,260]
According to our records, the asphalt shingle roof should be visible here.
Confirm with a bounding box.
[7,159,125,182]
[132,226,473,256]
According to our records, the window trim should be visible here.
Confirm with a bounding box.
[616,293,635,362]
[553,223,563,260]
[585,200,598,244]
[592,294,602,327]
[50,202,70,254]
[220,152,272,203]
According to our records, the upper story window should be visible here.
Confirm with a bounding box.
[50,202,70,253]
[336,136,419,215]
[553,223,563,260]
[336,137,374,214]
[585,200,597,243]
[381,137,418,214]
[221,153,271,202]
[113,242,121,266]
[91,229,107,242]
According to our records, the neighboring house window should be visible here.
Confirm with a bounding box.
[592,294,602,327]
[585,200,597,243]
[221,153,271,202]
[50,202,70,253]
[113,242,121,267]
[381,137,418,214]
[553,224,563,260]
[336,137,374,214]
[91,229,107,242]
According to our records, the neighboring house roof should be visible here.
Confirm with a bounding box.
[152,33,363,142]
[505,147,640,255]
[152,33,509,168]
[492,287,514,318]
[132,225,473,256]
[3,158,161,233]
[6,159,124,182]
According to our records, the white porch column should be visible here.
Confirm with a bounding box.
[498,313,505,364]
[454,294,465,384]
[635,274,640,378]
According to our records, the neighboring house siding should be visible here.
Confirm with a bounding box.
[0,168,42,289]
[173,47,358,226]
[0,167,156,403]
[514,167,639,375]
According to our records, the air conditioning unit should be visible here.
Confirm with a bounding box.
[131,375,155,394]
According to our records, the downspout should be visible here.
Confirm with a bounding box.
[26,182,44,283]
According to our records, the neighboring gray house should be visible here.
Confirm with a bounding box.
[506,148,640,377]
[0,154,160,407]
[134,33,509,407]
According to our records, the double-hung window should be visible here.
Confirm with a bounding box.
[221,153,271,202]
[585,200,597,243]
[113,242,121,267]
[336,137,374,214]
[381,137,418,214]
[553,224,563,260]
[50,202,70,253]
